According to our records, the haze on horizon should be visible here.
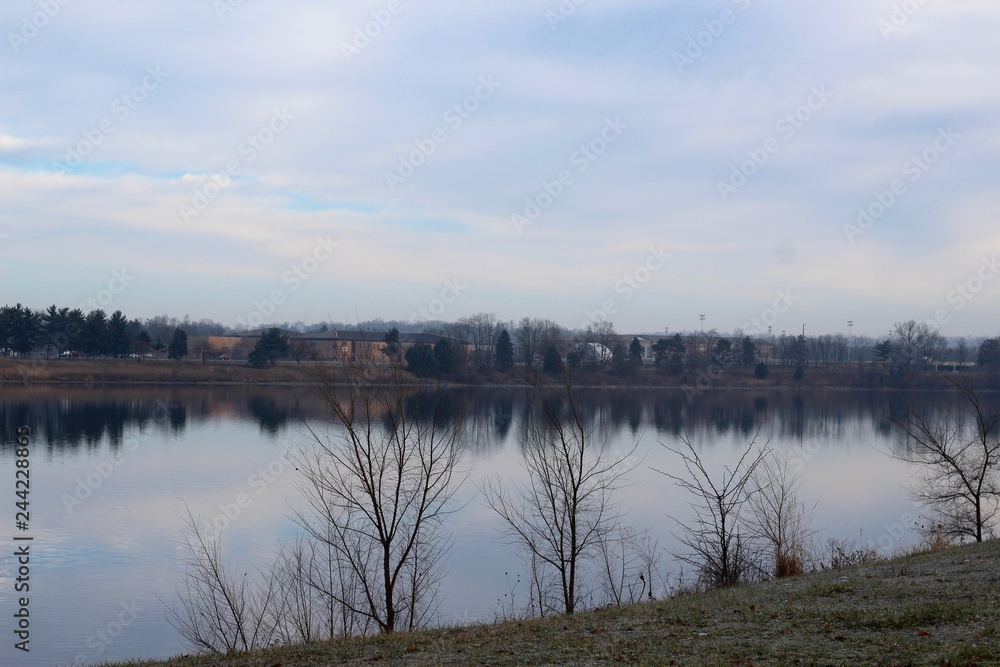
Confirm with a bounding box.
[1,1,999,338]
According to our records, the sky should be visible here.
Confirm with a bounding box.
[1,0,999,338]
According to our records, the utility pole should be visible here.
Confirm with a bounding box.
[847,321,854,364]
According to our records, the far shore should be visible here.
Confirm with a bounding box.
[0,356,990,392]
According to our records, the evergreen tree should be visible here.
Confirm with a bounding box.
[494,329,514,372]
[1,304,42,357]
[66,309,86,353]
[611,343,628,376]
[434,338,456,376]
[628,337,644,369]
[167,328,188,360]
[740,336,756,366]
[13,305,41,357]
[978,338,1000,372]
[874,339,892,365]
[107,310,131,358]
[405,342,436,378]
[381,327,401,361]
[132,329,153,361]
[83,309,109,357]
[652,338,669,367]
[542,343,564,375]
[42,305,69,356]
[248,328,290,368]
[712,338,733,366]
[667,333,686,375]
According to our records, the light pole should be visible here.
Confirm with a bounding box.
[848,321,854,363]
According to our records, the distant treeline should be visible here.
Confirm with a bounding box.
[1,305,998,383]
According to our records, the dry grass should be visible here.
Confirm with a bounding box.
[2,357,988,391]
[111,539,1000,666]
[0,357,327,385]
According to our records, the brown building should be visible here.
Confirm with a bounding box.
[196,329,454,362]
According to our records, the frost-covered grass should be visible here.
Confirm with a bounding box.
[113,539,1000,666]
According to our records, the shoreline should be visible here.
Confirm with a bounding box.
[107,539,1000,667]
[0,357,990,392]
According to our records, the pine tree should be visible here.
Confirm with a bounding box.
[248,328,290,368]
[434,338,457,376]
[495,329,514,372]
[543,343,564,375]
[405,342,436,378]
[168,328,188,360]
[628,337,644,369]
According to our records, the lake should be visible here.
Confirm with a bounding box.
[0,384,951,666]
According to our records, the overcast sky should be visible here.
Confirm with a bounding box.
[1,0,998,337]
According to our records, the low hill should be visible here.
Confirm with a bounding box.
[115,539,999,666]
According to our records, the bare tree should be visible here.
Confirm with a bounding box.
[889,320,946,384]
[809,334,834,367]
[539,319,563,349]
[293,356,465,634]
[269,537,325,645]
[453,312,500,368]
[265,531,379,645]
[955,337,969,367]
[484,371,636,615]
[576,318,618,368]
[595,526,663,607]
[657,434,768,589]
[164,508,279,654]
[693,327,720,369]
[746,452,815,577]
[832,334,848,365]
[516,317,560,367]
[445,318,472,347]
[890,381,1000,543]
[852,334,873,364]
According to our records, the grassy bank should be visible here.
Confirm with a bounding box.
[114,540,1000,666]
[0,357,967,390]
[0,357,321,385]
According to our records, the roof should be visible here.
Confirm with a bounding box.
[285,330,458,345]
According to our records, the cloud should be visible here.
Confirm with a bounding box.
[1,0,999,335]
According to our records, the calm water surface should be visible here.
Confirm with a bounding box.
[0,385,950,666]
